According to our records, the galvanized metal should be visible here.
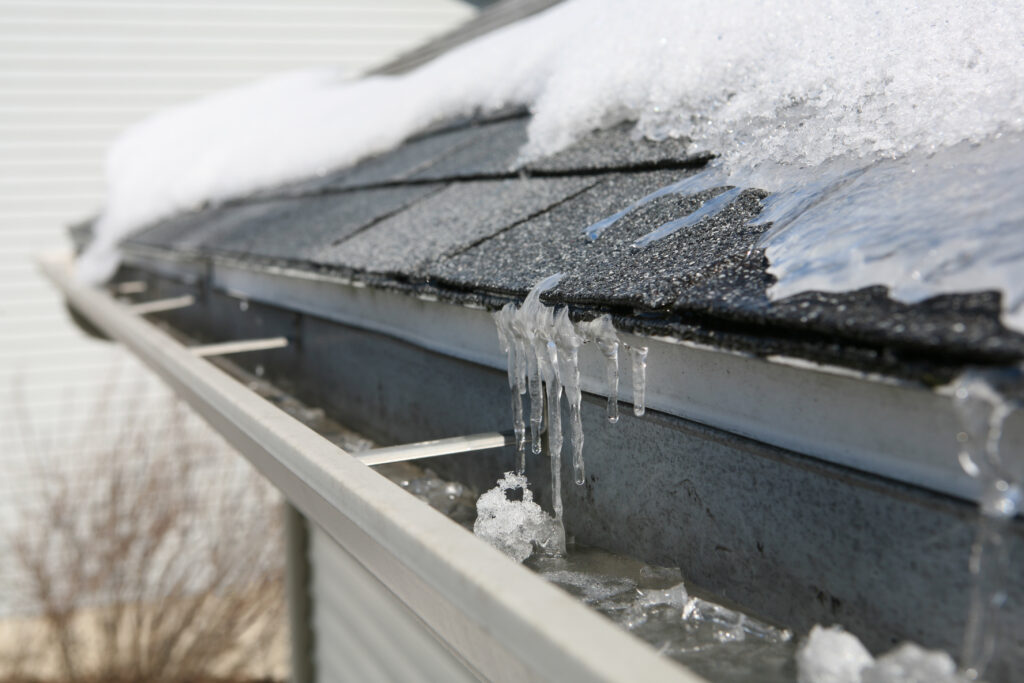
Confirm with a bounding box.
[41,251,701,683]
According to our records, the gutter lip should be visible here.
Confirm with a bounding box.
[118,246,1006,506]
[39,249,702,683]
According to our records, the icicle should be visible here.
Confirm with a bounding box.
[526,340,544,454]
[545,338,564,523]
[630,345,648,417]
[579,315,620,424]
[512,338,528,471]
[492,275,653,508]
[951,370,1022,681]
[565,346,585,485]
[494,305,528,472]
[553,308,584,487]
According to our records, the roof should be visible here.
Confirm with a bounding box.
[114,109,1024,384]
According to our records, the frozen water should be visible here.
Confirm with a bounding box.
[797,626,872,683]
[797,626,968,683]
[582,173,717,241]
[494,277,649,488]
[492,278,652,545]
[473,471,564,562]
[949,370,1023,679]
[632,187,745,248]
[379,462,478,528]
[529,548,794,682]
[629,345,648,417]
[82,0,1024,284]
[862,644,963,683]
[759,137,1024,334]
[577,315,620,423]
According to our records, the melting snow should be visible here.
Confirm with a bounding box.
[797,625,966,683]
[81,0,1024,315]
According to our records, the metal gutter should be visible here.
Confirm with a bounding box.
[40,251,701,683]
[119,248,1023,505]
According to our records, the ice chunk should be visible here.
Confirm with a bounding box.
[474,472,564,562]
[797,625,873,683]
[861,643,964,683]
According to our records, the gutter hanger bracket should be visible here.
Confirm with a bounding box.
[129,294,195,315]
[190,336,290,358]
[358,431,515,466]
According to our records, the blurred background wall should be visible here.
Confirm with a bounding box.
[0,0,475,619]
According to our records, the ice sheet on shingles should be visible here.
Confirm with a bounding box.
[124,185,444,263]
[316,176,597,276]
[428,169,768,309]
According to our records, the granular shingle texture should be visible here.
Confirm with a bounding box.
[121,111,1024,382]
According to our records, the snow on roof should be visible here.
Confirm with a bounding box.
[79,0,1024,335]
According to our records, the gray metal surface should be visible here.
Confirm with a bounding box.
[41,251,701,683]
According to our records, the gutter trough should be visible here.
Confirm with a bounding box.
[39,251,702,682]
[46,243,1024,675]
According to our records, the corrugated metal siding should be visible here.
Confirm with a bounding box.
[0,0,475,616]
[308,523,481,683]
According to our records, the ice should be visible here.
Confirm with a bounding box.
[583,172,718,241]
[494,276,652,487]
[578,315,620,423]
[473,471,564,562]
[529,548,793,679]
[797,626,968,683]
[796,625,873,683]
[82,0,1024,284]
[632,187,745,248]
[759,138,1024,334]
[861,644,962,683]
[629,345,648,417]
[492,278,653,540]
[949,370,1023,679]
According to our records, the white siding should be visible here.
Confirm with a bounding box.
[0,0,475,615]
[308,524,480,683]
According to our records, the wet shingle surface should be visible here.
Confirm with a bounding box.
[318,175,597,275]
[122,112,1024,381]
[525,123,708,174]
